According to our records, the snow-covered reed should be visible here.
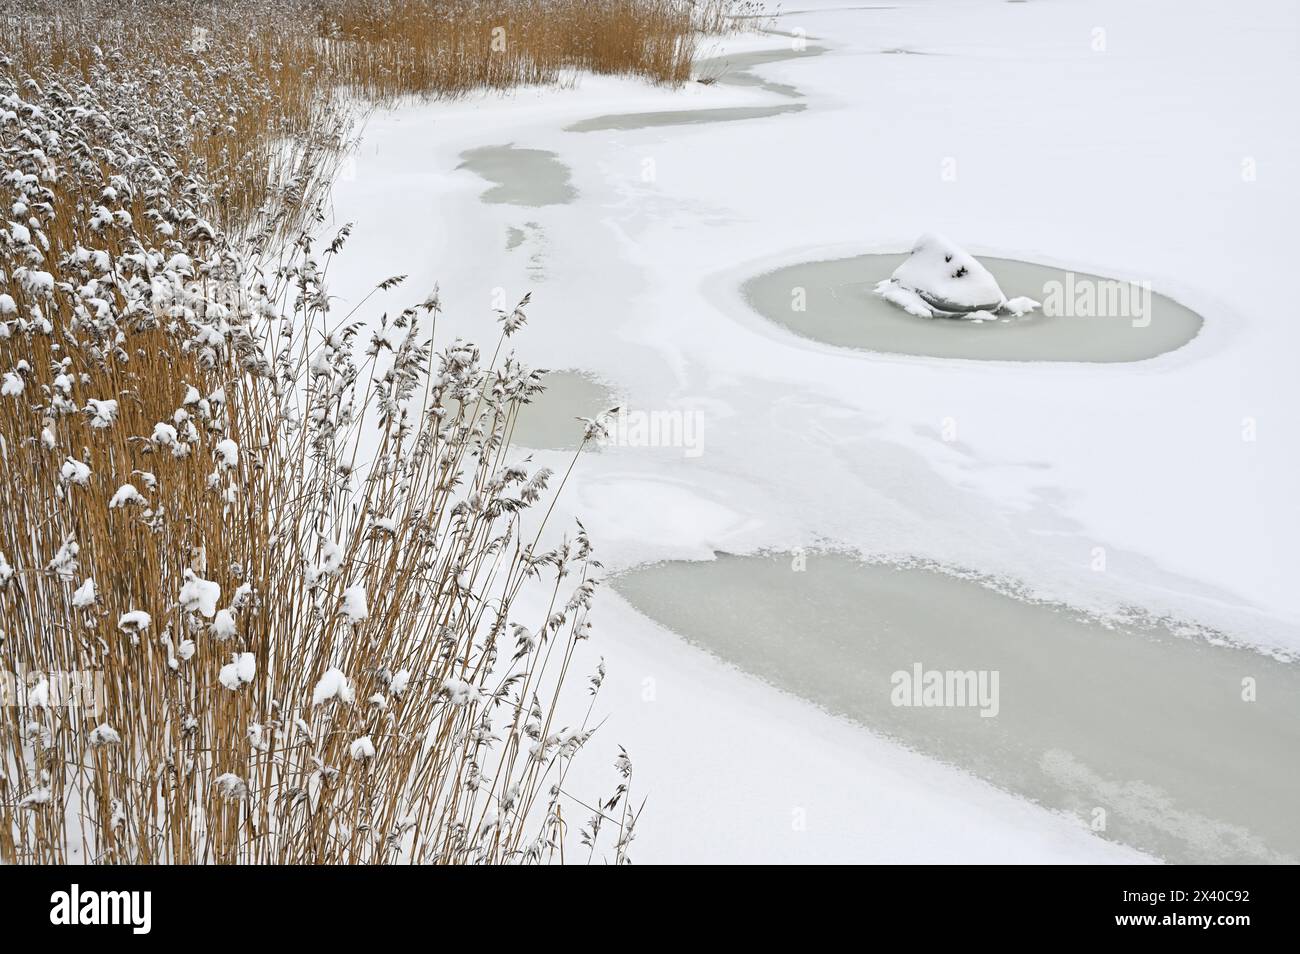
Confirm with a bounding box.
[1,0,749,233]
[0,1,654,864]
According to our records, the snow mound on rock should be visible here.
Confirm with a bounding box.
[875,233,1040,320]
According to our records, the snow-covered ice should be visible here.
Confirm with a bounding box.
[325,0,1300,862]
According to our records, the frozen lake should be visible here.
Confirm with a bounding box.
[614,552,1300,863]
[328,0,1300,863]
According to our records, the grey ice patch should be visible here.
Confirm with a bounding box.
[567,104,805,133]
[510,371,617,452]
[743,253,1203,362]
[614,552,1300,863]
[457,144,576,207]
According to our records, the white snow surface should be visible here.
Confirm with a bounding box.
[325,0,1300,862]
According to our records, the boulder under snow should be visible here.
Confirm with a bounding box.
[875,234,1039,320]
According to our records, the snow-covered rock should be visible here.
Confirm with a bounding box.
[875,234,1040,320]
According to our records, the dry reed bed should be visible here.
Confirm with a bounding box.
[0,76,632,864]
[0,0,731,230]
[0,0,762,863]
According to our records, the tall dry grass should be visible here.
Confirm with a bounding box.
[0,74,635,863]
[0,0,741,231]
